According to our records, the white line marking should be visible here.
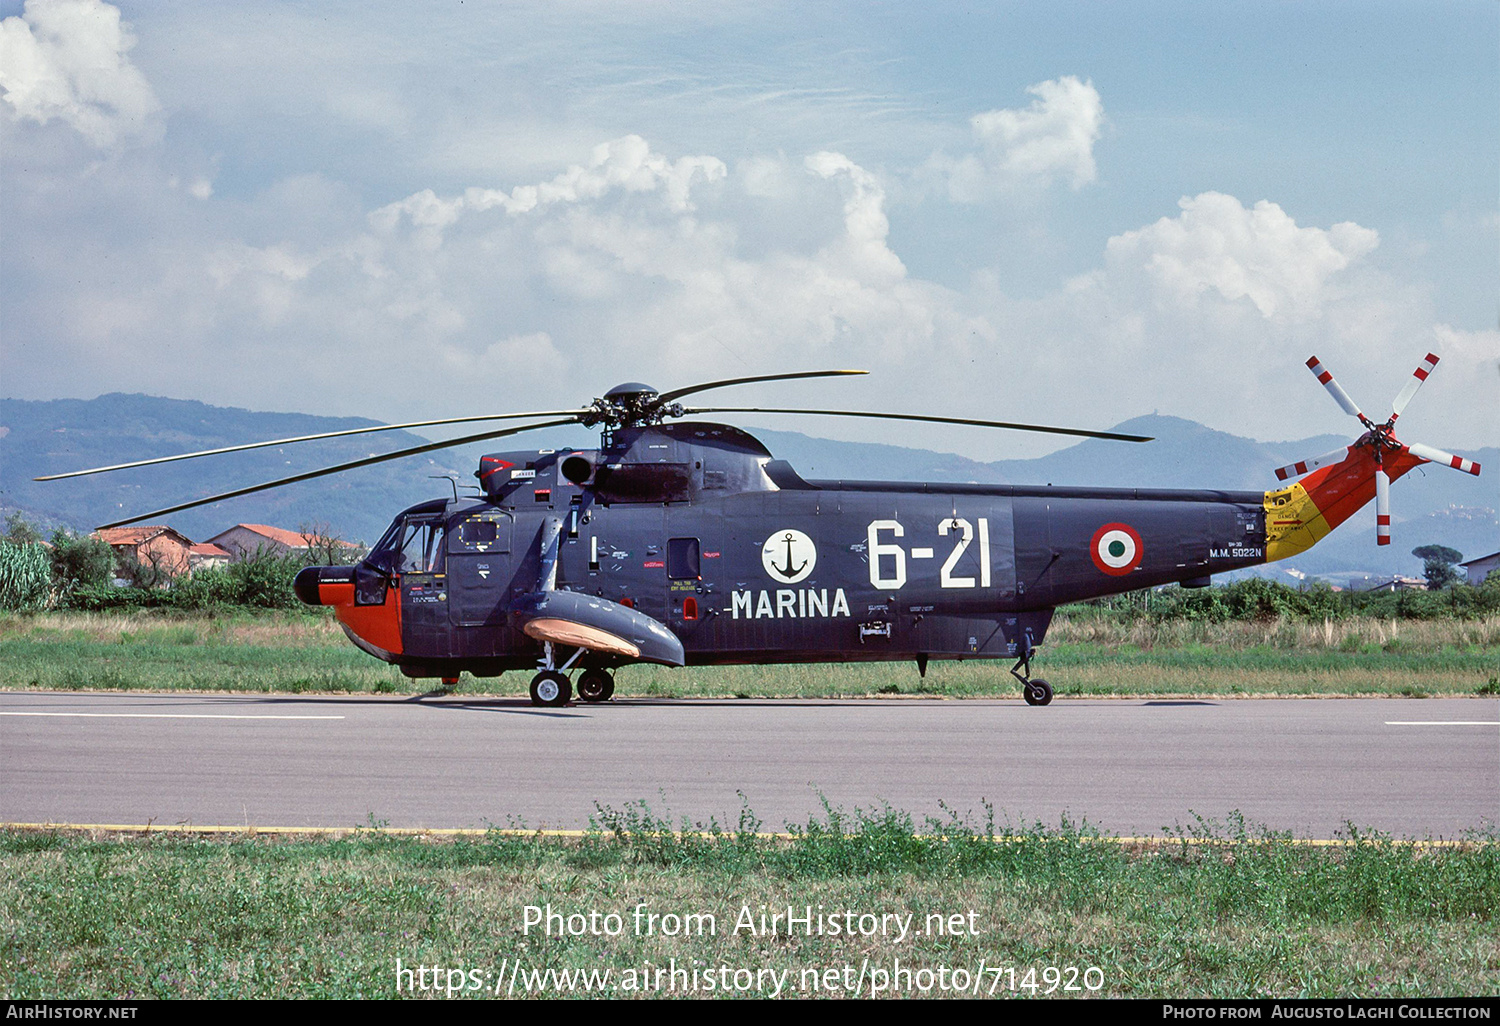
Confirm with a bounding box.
[1385,721,1500,726]
[0,712,344,720]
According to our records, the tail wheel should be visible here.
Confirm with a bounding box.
[576,668,615,704]
[1023,679,1053,706]
[529,670,571,707]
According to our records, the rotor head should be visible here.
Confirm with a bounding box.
[582,382,684,428]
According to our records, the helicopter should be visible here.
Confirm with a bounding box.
[39,356,1480,707]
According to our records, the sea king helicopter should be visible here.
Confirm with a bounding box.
[41,356,1481,706]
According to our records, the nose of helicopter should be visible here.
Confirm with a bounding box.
[294,565,353,605]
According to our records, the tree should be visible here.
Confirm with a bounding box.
[49,529,116,595]
[299,522,364,566]
[1412,544,1463,590]
[4,512,45,547]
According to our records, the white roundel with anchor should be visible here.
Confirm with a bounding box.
[761,528,817,584]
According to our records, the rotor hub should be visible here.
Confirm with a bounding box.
[582,383,684,428]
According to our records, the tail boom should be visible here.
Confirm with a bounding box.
[1263,444,1423,562]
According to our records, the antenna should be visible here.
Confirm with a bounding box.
[429,474,460,502]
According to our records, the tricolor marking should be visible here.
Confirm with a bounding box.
[1090,522,1143,576]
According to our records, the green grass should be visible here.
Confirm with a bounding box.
[2,807,1495,999]
[1,610,1497,699]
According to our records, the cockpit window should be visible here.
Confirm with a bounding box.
[368,516,445,573]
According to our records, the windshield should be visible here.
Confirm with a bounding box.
[367,515,446,573]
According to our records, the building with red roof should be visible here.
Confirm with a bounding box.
[204,524,358,561]
[94,526,195,582]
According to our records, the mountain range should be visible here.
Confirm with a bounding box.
[3,394,1494,584]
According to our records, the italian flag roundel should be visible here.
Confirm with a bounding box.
[1090,522,1143,576]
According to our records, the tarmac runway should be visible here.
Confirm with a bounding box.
[2,691,1496,838]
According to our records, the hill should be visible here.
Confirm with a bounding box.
[3,395,1493,582]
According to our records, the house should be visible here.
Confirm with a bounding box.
[188,542,231,571]
[1459,550,1500,586]
[205,524,357,561]
[94,526,195,582]
[1350,574,1428,593]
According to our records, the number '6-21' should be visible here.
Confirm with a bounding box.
[867,518,992,590]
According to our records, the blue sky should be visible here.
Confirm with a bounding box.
[2,0,1496,461]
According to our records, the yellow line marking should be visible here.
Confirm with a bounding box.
[0,822,1486,848]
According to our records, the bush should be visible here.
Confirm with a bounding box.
[49,530,115,597]
[65,549,309,612]
[1071,573,1500,624]
[173,550,306,609]
[0,540,55,611]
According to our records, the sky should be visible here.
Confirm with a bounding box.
[2,0,1497,463]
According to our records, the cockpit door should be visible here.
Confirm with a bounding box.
[447,509,515,627]
[386,515,449,655]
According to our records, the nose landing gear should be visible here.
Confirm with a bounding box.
[1010,634,1054,707]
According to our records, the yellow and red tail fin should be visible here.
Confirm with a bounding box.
[1264,445,1424,562]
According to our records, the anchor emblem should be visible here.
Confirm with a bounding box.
[774,533,806,578]
[761,528,816,584]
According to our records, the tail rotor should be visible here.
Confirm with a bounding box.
[1274,352,1482,547]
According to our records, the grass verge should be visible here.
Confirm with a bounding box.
[1,805,1495,999]
[1,610,1497,699]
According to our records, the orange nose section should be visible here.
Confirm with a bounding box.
[295,566,403,657]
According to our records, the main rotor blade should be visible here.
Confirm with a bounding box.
[1405,441,1482,476]
[1305,356,1369,423]
[37,409,585,482]
[656,370,867,405]
[94,419,578,530]
[683,406,1153,443]
[1273,446,1352,482]
[1390,352,1440,422]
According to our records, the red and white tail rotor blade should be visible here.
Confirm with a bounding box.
[1406,441,1482,476]
[1375,467,1391,546]
[1273,446,1353,482]
[1389,352,1439,422]
[1306,356,1368,422]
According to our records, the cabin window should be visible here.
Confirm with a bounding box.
[449,512,512,554]
[668,537,700,579]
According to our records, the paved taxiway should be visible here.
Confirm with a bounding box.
[2,692,1495,837]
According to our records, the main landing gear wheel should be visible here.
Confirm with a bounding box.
[529,670,571,707]
[1023,679,1053,707]
[576,668,616,703]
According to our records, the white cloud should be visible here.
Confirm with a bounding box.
[369,135,728,235]
[4,98,1492,457]
[940,76,1104,201]
[1099,192,1380,320]
[805,151,905,283]
[0,0,158,147]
